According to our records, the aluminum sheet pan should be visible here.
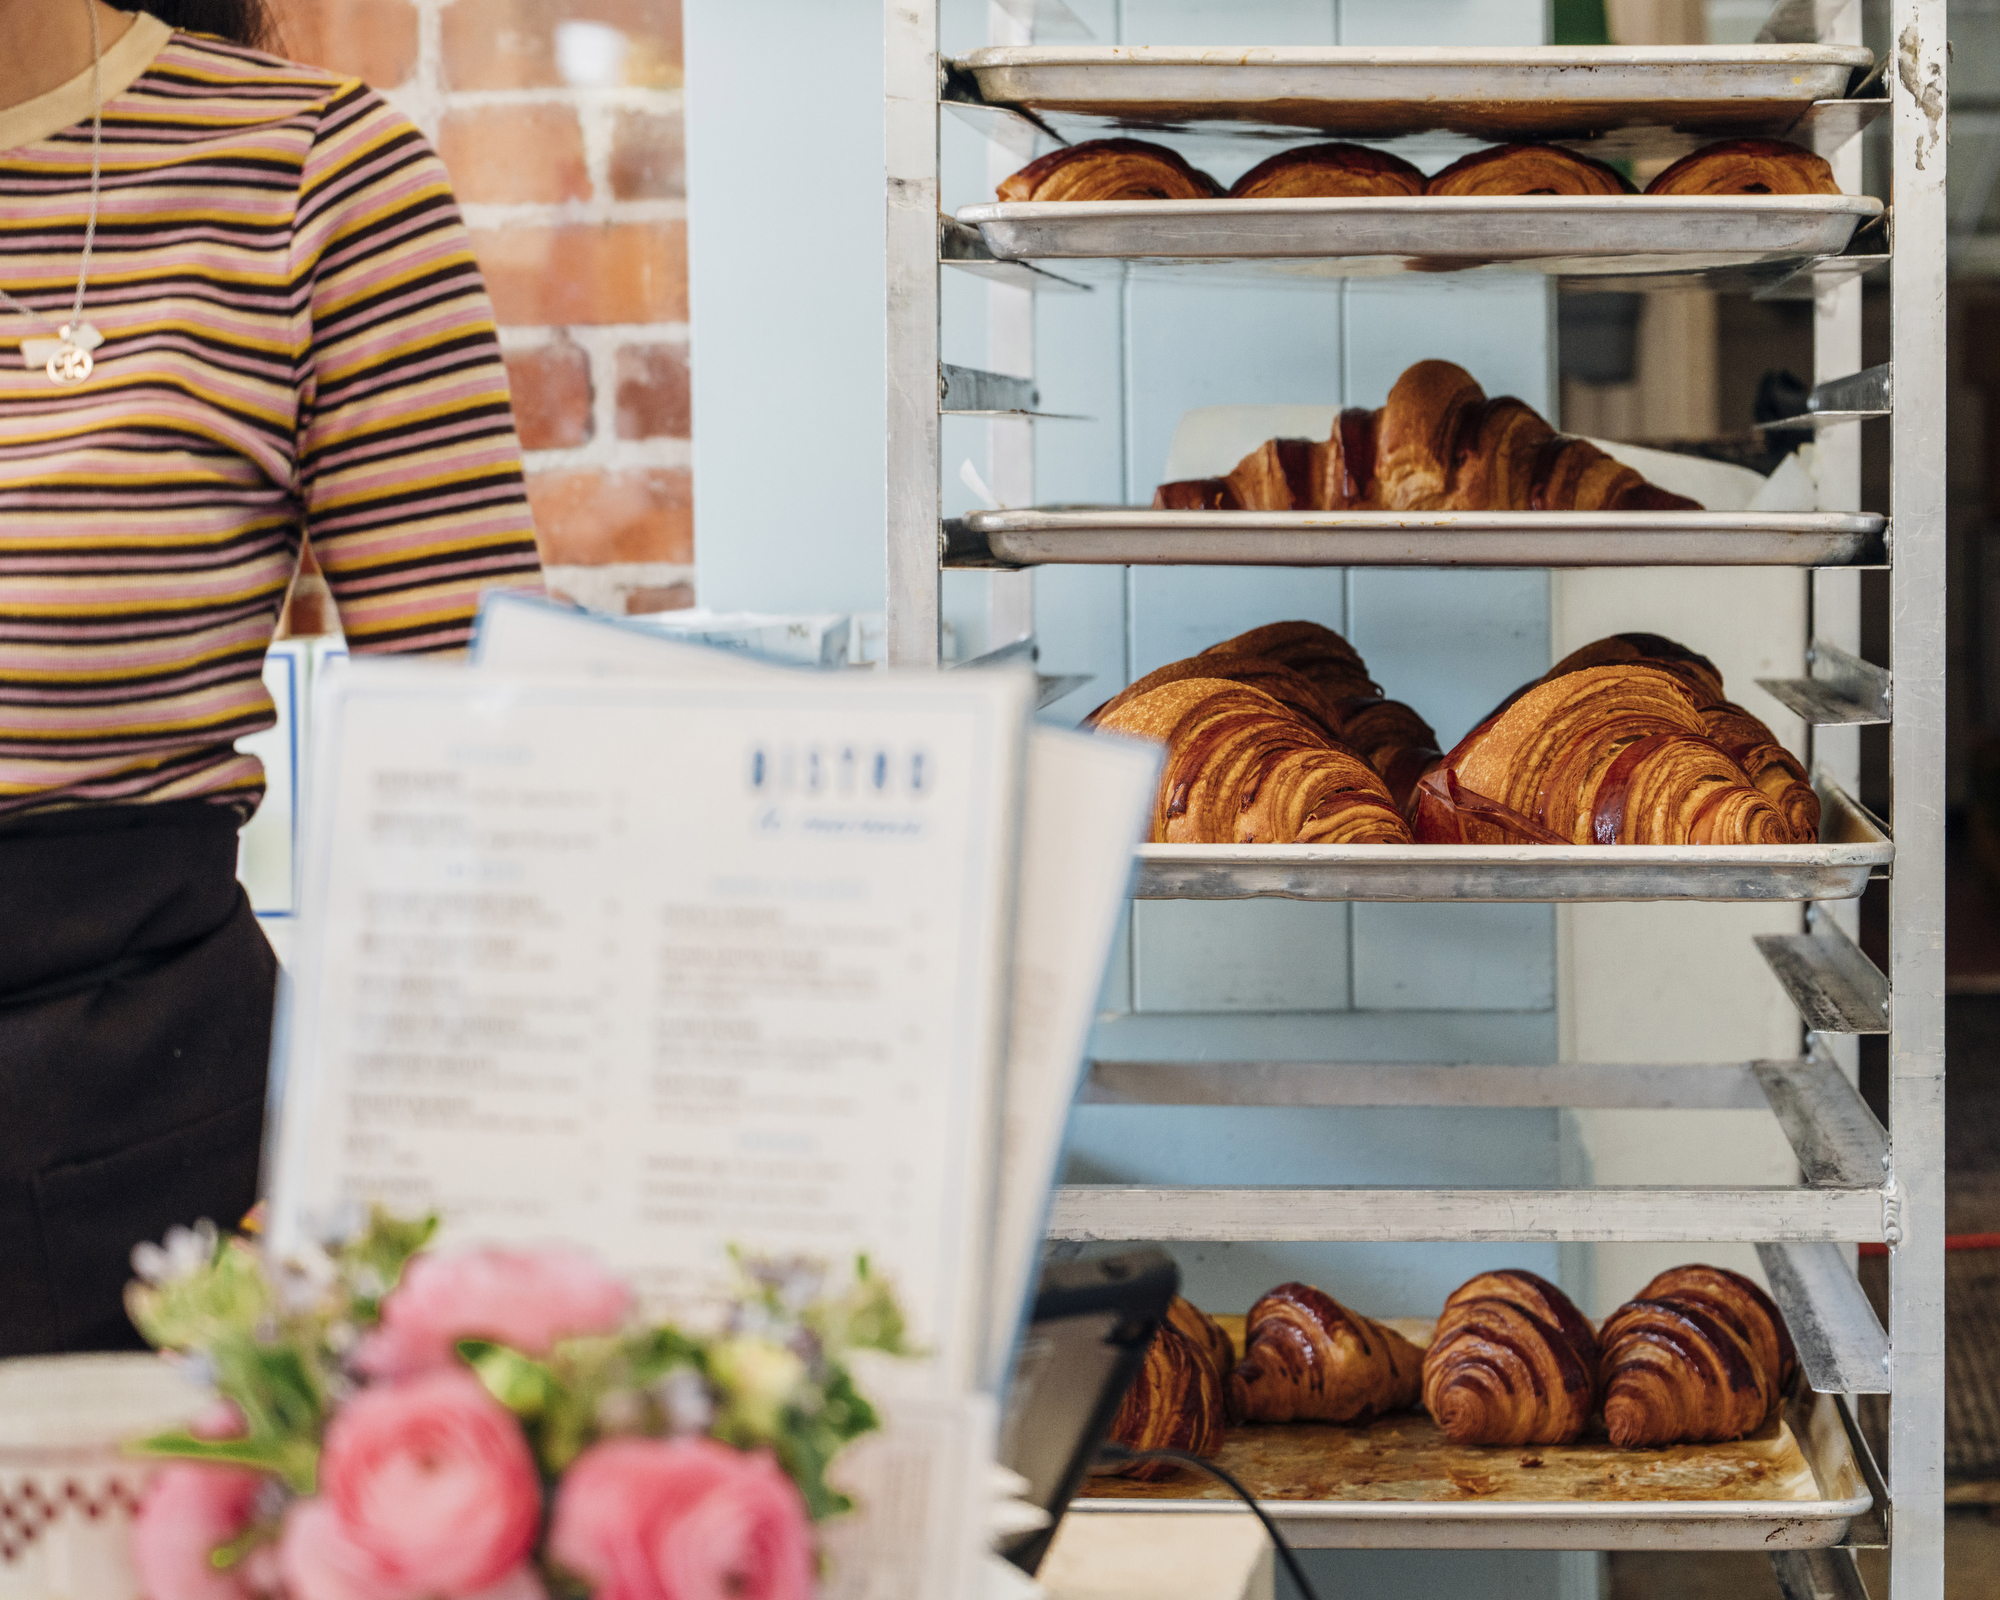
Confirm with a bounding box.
[1130,782,1888,903]
[954,196,1883,281]
[956,46,1873,148]
[1073,1388,1869,1550]
[949,508,1886,568]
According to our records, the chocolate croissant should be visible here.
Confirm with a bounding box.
[1645,138,1841,197]
[1427,143,1634,197]
[1168,1295,1239,1395]
[998,138,1221,202]
[1090,677,1412,845]
[1541,635,1820,839]
[1105,1314,1227,1479]
[1599,1297,1774,1448]
[1229,142,1427,199]
[1151,360,1700,518]
[1422,1271,1598,1447]
[1414,663,1801,845]
[1232,1282,1424,1424]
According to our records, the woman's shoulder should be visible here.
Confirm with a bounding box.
[134,28,374,123]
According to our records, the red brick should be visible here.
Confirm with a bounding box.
[505,338,594,451]
[614,343,689,440]
[608,108,684,200]
[272,0,419,87]
[528,467,691,564]
[442,0,682,91]
[626,581,695,614]
[472,223,687,326]
[438,105,591,205]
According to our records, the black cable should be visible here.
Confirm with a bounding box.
[1092,1444,1324,1600]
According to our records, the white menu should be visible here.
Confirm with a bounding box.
[269,660,1032,1392]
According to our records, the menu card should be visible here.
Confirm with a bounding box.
[268,656,1032,1392]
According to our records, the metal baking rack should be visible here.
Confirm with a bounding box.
[886,4,1942,1593]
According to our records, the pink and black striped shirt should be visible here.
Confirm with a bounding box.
[0,17,543,818]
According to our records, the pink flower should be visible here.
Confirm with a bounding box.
[133,1463,268,1600]
[280,1370,542,1600]
[356,1247,633,1380]
[548,1437,813,1600]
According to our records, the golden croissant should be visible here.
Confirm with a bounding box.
[1232,1282,1424,1424]
[1229,142,1427,199]
[1153,360,1700,517]
[1599,1296,1775,1448]
[1105,1312,1228,1480]
[997,138,1221,202]
[1646,138,1840,197]
[1541,634,1821,839]
[1422,1271,1599,1446]
[1088,670,1413,845]
[1634,1264,1797,1397]
[1426,143,1634,196]
[1412,663,1803,846]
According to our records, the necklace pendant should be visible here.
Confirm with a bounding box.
[24,322,102,387]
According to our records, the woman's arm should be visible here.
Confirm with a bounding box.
[290,83,544,654]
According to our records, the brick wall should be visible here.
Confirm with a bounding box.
[274,0,694,617]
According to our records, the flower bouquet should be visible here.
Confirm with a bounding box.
[122,1212,909,1600]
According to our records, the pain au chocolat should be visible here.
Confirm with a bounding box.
[1426,143,1634,197]
[1151,360,1700,517]
[1645,138,1841,197]
[1422,1271,1599,1447]
[1232,1282,1424,1425]
[1228,142,1427,199]
[997,138,1221,202]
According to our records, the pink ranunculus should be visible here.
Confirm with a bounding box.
[286,1369,542,1600]
[355,1247,633,1380]
[132,1463,267,1600]
[548,1436,813,1600]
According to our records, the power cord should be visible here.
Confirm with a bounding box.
[1092,1444,1324,1600]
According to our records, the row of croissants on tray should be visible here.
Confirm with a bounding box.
[999,135,1841,204]
[1106,1265,1798,1480]
[1153,359,1702,514]
[1085,622,1821,847]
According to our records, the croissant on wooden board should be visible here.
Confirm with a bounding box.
[1411,663,1806,846]
[1229,142,1428,199]
[1540,634,1822,840]
[1105,1309,1228,1480]
[1599,1267,1795,1449]
[1152,360,1702,517]
[1426,143,1634,197]
[996,138,1221,202]
[1645,138,1841,197]
[1422,1270,1599,1447]
[1231,1282,1425,1424]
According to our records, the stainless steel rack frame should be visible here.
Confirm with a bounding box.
[884,2,1945,1592]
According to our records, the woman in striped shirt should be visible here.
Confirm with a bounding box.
[1,0,543,1350]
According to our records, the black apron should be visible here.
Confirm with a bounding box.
[0,801,273,1354]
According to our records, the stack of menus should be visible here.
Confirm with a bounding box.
[265,595,1157,1590]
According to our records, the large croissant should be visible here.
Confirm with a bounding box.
[1230,142,1427,199]
[1232,1282,1424,1424]
[1599,1299,1773,1449]
[1105,1310,1228,1480]
[1426,143,1634,196]
[1412,663,1803,846]
[998,138,1221,202]
[1646,138,1840,197]
[1154,361,1701,516]
[1634,1265,1797,1395]
[1542,635,1821,840]
[1422,1271,1599,1446]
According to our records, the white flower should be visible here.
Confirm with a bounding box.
[130,1220,219,1286]
[710,1337,805,1438]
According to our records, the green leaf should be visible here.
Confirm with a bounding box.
[460,1341,561,1419]
[130,1431,317,1496]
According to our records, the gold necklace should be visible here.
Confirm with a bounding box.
[0,0,106,387]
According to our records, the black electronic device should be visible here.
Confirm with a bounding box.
[995,1248,1179,1574]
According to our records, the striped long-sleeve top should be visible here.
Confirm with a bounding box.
[0,16,543,819]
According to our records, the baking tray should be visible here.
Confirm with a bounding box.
[1072,1315,1869,1549]
[954,46,1874,152]
[947,509,1887,569]
[952,196,1884,283]
[1130,779,1889,902]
